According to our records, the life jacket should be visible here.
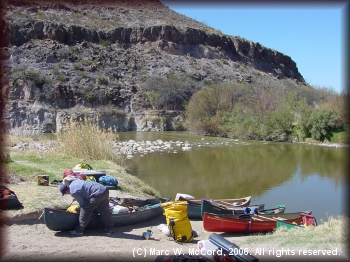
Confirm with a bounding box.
[161,201,194,243]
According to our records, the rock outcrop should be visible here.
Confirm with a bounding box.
[8,23,302,81]
[2,0,306,135]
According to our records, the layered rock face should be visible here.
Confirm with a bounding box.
[2,1,305,134]
[9,22,302,80]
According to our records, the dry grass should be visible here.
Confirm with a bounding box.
[241,215,349,250]
[3,135,34,147]
[56,118,123,165]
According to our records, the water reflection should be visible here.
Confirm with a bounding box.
[119,132,348,222]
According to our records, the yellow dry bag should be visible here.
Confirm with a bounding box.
[161,201,194,243]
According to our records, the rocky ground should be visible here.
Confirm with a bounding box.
[9,138,349,163]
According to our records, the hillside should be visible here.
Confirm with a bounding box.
[1,0,306,134]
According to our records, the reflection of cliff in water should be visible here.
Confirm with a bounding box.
[125,137,347,199]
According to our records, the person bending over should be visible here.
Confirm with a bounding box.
[60,179,114,235]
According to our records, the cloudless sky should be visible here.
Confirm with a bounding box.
[161,1,348,94]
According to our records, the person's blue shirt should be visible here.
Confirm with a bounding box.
[69,179,106,208]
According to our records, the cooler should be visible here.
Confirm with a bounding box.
[37,175,49,186]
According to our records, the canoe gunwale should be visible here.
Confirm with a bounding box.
[184,196,252,207]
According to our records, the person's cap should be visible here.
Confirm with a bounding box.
[60,184,69,196]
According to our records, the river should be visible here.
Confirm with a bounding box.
[118,131,348,224]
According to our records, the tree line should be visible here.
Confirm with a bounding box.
[141,74,349,142]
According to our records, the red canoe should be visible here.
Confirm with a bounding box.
[203,211,316,233]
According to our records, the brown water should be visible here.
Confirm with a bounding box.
[119,132,349,223]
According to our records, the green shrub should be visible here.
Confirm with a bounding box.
[98,39,111,47]
[221,59,229,65]
[86,92,96,107]
[78,71,86,78]
[185,87,221,134]
[73,63,82,70]
[52,68,59,75]
[69,45,79,54]
[309,109,341,141]
[23,68,48,88]
[97,76,108,85]
[57,75,66,82]
[221,108,261,139]
[186,83,248,135]
[142,74,201,110]
[329,125,350,143]
[264,109,294,138]
[184,79,347,143]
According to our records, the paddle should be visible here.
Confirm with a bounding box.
[254,214,283,221]
[38,210,44,220]
[251,216,263,221]
[217,200,243,206]
[257,214,300,224]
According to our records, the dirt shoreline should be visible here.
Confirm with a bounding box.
[1,217,349,262]
[1,190,349,262]
[1,217,348,262]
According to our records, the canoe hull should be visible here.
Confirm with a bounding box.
[276,220,304,229]
[183,196,252,219]
[187,203,202,219]
[44,198,167,231]
[203,212,313,233]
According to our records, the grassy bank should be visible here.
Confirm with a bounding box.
[2,133,160,219]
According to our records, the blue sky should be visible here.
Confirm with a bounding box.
[161,1,348,94]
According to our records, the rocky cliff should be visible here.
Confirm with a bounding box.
[1,0,305,135]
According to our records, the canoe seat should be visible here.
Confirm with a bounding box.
[226,206,239,210]
[273,217,287,220]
